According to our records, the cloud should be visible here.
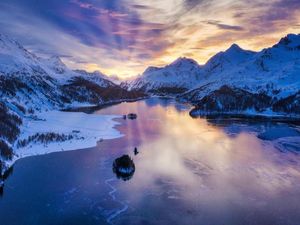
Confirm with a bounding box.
[237,0,300,34]
[183,0,214,10]
[205,20,244,31]
[130,4,153,10]
[0,0,299,77]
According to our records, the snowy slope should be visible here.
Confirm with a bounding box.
[0,33,141,110]
[73,70,117,88]
[129,34,299,100]
[202,44,256,75]
[195,34,300,98]
[181,34,300,116]
[129,57,203,94]
[0,34,75,82]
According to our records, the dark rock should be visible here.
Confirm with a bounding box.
[127,113,137,120]
[190,85,272,115]
[0,181,3,197]
[134,147,139,155]
[272,91,300,114]
[113,155,135,181]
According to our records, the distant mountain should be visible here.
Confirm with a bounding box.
[128,57,202,95]
[73,70,116,87]
[202,43,256,74]
[184,34,300,117]
[127,33,300,117]
[0,33,143,108]
[183,34,300,97]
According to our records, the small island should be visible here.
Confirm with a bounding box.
[113,155,135,181]
[127,113,137,120]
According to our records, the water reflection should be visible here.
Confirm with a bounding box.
[144,97,189,112]
[96,99,300,224]
[0,98,300,225]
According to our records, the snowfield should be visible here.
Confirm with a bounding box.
[5,111,123,169]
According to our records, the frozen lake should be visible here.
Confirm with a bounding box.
[1,98,300,225]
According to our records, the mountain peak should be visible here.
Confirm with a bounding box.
[144,66,160,74]
[74,69,108,79]
[276,33,300,49]
[43,55,67,74]
[220,43,256,57]
[143,57,200,75]
[49,55,64,64]
[169,57,199,67]
[226,43,244,53]
[203,43,255,72]
[46,55,66,68]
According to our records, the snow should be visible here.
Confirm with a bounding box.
[129,33,300,99]
[6,111,123,168]
[129,57,203,91]
[190,108,300,119]
[64,102,98,108]
[0,33,114,85]
[73,70,117,87]
[196,34,300,98]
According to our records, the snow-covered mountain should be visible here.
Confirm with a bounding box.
[0,33,145,175]
[127,33,300,116]
[128,57,203,95]
[0,33,144,107]
[202,43,256,75]
[181,34,300,117]
[196,34,300,98]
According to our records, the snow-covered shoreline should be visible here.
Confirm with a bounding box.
[189,109,300,120]
[62,97,148,112]
[4,110,124,172]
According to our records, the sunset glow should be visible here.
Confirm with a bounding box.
[1,0,299,78]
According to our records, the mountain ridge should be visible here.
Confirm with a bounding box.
[126,33,300,116]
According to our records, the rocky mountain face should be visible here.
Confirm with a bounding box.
[128,33,300,117]
[0,34,145,173]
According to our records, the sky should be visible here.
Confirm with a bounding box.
[0,0,299,78]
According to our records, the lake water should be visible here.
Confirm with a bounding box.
[1,98,300,225]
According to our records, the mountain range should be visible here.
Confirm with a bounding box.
[127,33,300,117]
